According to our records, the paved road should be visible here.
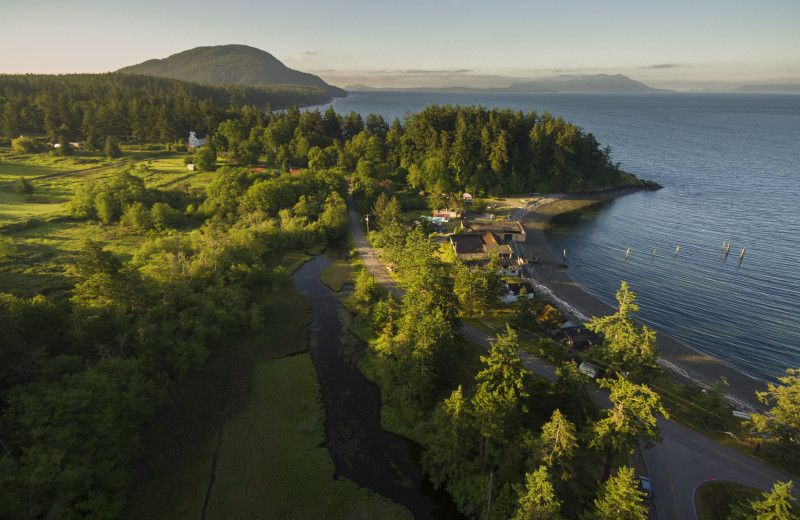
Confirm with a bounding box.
[344,186,795,520]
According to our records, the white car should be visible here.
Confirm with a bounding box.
[639,476,653,500]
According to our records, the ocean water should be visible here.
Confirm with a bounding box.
[312,91,800,383]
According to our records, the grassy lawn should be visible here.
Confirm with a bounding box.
[695,482,763,520]
[0,150,107,182]
[0,190,66,221]
[123,281,410,520]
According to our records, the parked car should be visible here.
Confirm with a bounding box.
[638,476,653,499]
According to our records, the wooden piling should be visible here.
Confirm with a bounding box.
[563,249,566,264]
[726,243,731,255]
[722,241,727,253]
[675,246,680,257]
[739,247,746,261]
[652,249,656,258]
[626,248,630,261]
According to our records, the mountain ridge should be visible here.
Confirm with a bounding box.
[345,73,669,93]
[118,44,346,98]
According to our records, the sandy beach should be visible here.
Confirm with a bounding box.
[513,188,768,411]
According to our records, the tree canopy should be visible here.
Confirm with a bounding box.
[751,368,800,445]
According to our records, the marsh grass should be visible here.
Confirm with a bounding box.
[123,284,410,520]
[319,258,359,291]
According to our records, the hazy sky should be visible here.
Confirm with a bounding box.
[2,0,798,90]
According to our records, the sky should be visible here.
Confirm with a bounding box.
[1,0,799,90]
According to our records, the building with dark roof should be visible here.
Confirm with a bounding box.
[461,219,526,242]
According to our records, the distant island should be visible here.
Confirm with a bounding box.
[346,74,670,93]
[505,73,667,93]
[118,44,346,98]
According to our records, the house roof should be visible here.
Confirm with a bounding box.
[450,234,485,255]
[479,233,512,255]
[554,327,602,350]
[505,280,534,295]
[462,219,526,235]
[190,131,207,139]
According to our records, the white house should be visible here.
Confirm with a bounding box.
[501,280,535,303]
[188,131,207,149]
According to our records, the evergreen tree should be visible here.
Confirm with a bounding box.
[591,466,648,520]
[513,466,562,520]
[57,134,74,156]
[104,136,121,159]
[371,192,402,231]
[586,281,659,381]
[591,376,667,481]
[512,286,536,330]
[727,480,798,520]
[472,327,530,465]
[538,409,578,481]
[751,368,800,445]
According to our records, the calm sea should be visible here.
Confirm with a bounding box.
[311,91,800,383]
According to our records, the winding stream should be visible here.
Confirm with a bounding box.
[292,251,463,520]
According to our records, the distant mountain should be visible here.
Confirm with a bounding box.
[345,74,666,93]
[505,74,665,93]
[118,44,345,98]
[735,82,800,93]
[344,84,381,91]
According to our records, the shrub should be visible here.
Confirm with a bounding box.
[193,146,217,172]
[121,202,152,229]
[11,136,44,154]
[14,178,34,194]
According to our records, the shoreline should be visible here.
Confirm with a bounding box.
[513,187,768,411]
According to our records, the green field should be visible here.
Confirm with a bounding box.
[0,190,66,221]
[0,150,107,182]
[0,151,205,226]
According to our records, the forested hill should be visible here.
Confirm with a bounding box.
[117,45,346,98]
[506,74,664,93]
[0,73,335,141]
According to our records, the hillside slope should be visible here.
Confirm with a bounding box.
[118,44,345,97]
